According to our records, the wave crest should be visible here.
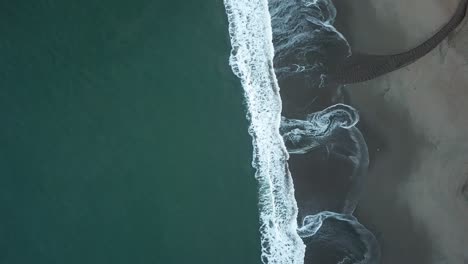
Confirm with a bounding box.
[224,0,305,263]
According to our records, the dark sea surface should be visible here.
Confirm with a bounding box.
[0,1,261,263]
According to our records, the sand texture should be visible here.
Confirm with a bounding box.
[333,0,468,263]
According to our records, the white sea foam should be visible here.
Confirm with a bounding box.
[223,0,306,263]
[298,211,381,263]
[280,104,360,155]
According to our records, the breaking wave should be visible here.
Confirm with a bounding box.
[224,0,380,263]
[224,0,305,263]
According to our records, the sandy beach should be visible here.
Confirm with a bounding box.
[332,0,468,263]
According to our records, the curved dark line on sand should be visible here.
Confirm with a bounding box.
[328,0,468,84]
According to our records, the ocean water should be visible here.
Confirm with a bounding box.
[0,1,262,263]
[1,0,383,263]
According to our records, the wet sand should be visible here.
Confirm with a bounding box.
[333,0,468,263]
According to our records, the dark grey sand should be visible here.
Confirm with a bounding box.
[332,0,468,263]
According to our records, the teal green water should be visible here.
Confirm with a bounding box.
[0,1,261,263]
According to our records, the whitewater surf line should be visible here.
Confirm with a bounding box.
[223,0,306,263]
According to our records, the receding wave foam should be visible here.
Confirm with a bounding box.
[266,0,381,263]
[299,212,381,264]
[280,104,369,215]
[280,104,359,155]
[270,0,351,90]
[223,0,305,263]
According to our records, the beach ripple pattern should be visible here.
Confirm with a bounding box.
[224,0,306,263]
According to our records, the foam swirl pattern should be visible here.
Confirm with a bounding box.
[269,0,381,263]
[270,0,351,89]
